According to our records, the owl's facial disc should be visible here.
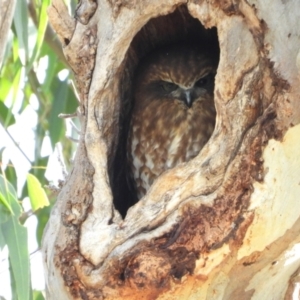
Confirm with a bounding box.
[164,72,215,108]
[174,88,201,108]
[160,81,178,93]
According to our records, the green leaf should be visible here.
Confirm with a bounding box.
[0,55,22,120]
[13,34,20,63]
[40,43,64,93]
[0,101,16,127]
[33,290,45,300]
[13,0,28,64]
[27,0,51,73]
[10,63,23,108]
[0,191,13,216]
[0,173,20,222]
[31,157,48,184]
[2,221,30,300]
[49,78,69,147]
[0,174,18,215]
[0,175,30,300]
[27,173,49,211]
[5,163,18,194]
[36,205,51,246]
[9,258,18,300]
[65,85,78,114]
[0,77,12,102]
[0,226,4,248]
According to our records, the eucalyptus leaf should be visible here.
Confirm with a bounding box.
[49,77,69,147]
[13,0,28,63]
[2,220,30,300]
[27,173,49,211]
[0,101,16,127]
[0,175,19,215]
[0,226,5,248]
[0,175,30,300]
[27,0,51,74]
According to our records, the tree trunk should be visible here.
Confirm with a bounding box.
[0,0,16,67]
[43,0,300,299]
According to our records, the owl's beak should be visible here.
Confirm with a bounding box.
[178,88,198,108]
[184,90,192,107]
[184,90,195,108]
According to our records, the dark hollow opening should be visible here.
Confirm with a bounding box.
[111,5,219,217]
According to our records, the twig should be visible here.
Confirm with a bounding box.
[1,125,32,164]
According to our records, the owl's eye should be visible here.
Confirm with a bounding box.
[195,73,214,88]
[160,81,178,93]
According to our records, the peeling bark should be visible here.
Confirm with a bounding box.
[42,0,300,299]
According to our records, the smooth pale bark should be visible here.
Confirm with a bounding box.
[43,0,300,299]
[0,0,16,67]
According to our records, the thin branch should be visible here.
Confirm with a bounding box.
[66,136,79,143]
[1,125,32,164]
[58,112,77,119]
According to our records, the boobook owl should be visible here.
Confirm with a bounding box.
[128,44,218,199]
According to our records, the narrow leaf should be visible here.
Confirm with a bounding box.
[0,191,13,215]
[0,174,19,215]
[2,219,30,300]
[0,175,30,300]
[27,0,51,73]
[0,77,12,102]
[33,290,45,300]
[27,173,49,211]
[0,226,5,248]
[0,101,16,127]
[13,0,28,63]
[49,77,69,146]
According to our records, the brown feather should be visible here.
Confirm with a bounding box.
[128,44,218,199]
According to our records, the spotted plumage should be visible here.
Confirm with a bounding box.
[128,44,218,199]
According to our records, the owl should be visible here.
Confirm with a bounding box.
[128,44,218,199]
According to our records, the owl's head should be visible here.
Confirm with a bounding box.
[134,44,219,109]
